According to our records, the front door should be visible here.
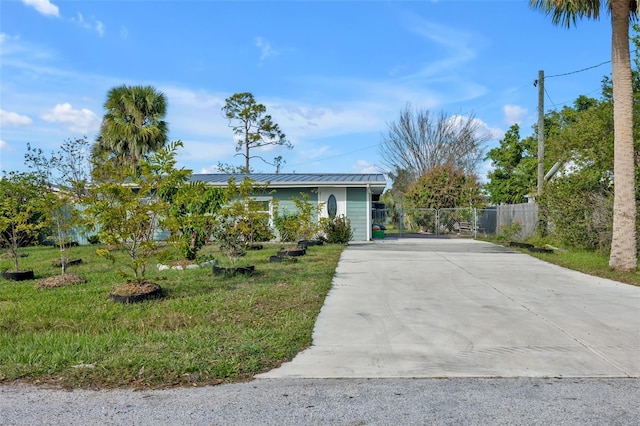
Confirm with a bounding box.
[317,187,346,219]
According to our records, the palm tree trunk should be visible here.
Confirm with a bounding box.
[609,1,637,271]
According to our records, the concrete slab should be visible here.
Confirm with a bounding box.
[257,238,640,379]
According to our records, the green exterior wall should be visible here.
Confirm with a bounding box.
[346,187,368,241]
[270,188,318,218]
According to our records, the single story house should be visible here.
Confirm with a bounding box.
[191,173,387,241]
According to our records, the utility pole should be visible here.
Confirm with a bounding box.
[537,70,544,196]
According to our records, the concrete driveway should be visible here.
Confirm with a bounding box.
[258,237,640,379]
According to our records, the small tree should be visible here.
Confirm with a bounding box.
[212,177,273,267]
[272,193,323,242]
[84,141,188,283]
[161,181,226,260]
[405,165,484,210]
[222,92,292,173]
[0,172,46,272]
[24,138,91,275]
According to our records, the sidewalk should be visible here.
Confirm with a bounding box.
[258,238,640,378]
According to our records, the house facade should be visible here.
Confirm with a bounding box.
[191,173,387,241]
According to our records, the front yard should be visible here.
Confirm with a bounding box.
[0,242,344,389]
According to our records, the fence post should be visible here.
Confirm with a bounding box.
[471,208,475,239]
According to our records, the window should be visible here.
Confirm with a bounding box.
[327,194,337,218]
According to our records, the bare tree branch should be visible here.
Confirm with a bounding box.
[380,103,490,179]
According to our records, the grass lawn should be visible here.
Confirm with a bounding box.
[483,237,640,287]
[0,242,345,389]
[519,247,640,286]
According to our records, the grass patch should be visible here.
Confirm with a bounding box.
[483,238,640,287]
[0,242,345,389]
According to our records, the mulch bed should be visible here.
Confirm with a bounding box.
[35,274,87,289]
[109,281,163,304]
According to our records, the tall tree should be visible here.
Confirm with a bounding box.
[95,85,169,171]
[221,92,292,173]
[380,103,491,181]
[484,124,537,204]
[530,0,638,271]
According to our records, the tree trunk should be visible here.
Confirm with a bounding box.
[609,3,637,271]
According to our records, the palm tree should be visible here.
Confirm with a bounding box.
[530,0,638,271]
[96,85,169,171]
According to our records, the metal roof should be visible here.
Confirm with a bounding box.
[190,173,387,193]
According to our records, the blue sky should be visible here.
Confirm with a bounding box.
[1,0,613,180]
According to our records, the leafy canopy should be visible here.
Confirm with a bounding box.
[221,92,292,173]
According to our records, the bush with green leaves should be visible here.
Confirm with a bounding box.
[273,193,323,242]
[496,221,523,243]
[321,215,353,244]
[161,181,226,260]
[212,177,273,267]
[538,169,613,252]
[272,212,300,242]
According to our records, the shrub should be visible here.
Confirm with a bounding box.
[321,215,353,244]
[273,212,300,242]
[497,221,522,242]
[538,169,613,252]
[273,193,323,242]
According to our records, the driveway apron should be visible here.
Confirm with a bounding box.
[258,238,640,378]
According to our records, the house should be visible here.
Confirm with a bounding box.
[191,173,387,241]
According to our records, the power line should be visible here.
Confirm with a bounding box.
[534,59,612,113]
[545,60,611,79]
[543,86,558,110]
[287,143,380,168]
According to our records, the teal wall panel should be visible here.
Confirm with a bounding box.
[347,187,368,241]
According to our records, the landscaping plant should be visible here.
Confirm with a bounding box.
[84,141,188,292]
[273,192,324,243]
[0,171,46,272]
[24,139,91,275]
[212,177,273,268]
[321,215,354,244]
[162,181,226,261]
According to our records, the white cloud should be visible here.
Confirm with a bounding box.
[95,21,105,37]
[448,114,502,141]
[273,102,384,141]
[352,160,380,174]
[70,12,105,36]
[41,103,100,134]
[0,139,8,150]
[256,37,278,61]
[0,109,33,127]
[503,104,528,125]
[21,0,59,17]
[178,139,236,165]
[404,14,483,79]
